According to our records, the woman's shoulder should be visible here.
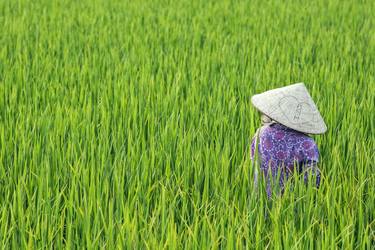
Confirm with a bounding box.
[260,123,318,147]
[259,123,289,137]
[261,123,314,137]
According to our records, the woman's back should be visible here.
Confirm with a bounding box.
[251,123,321,196]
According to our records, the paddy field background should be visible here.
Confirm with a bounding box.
[1,0,374,248]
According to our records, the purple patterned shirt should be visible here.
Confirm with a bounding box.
[251,123,321,196]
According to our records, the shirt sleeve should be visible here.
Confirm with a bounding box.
[301,138,320,165]
[250,136,256,160]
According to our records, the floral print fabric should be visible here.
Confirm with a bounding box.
[251,123,321,197]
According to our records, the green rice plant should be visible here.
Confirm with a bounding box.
[0,0,374,248]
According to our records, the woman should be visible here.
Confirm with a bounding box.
[250,83,327,197]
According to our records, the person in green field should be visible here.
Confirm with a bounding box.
[250,83,327,197]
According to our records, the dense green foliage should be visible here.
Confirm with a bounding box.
[1,0,374,248]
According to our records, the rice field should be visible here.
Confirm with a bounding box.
[1,0,374,248]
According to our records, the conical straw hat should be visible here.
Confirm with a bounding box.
[251,83,327,134]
